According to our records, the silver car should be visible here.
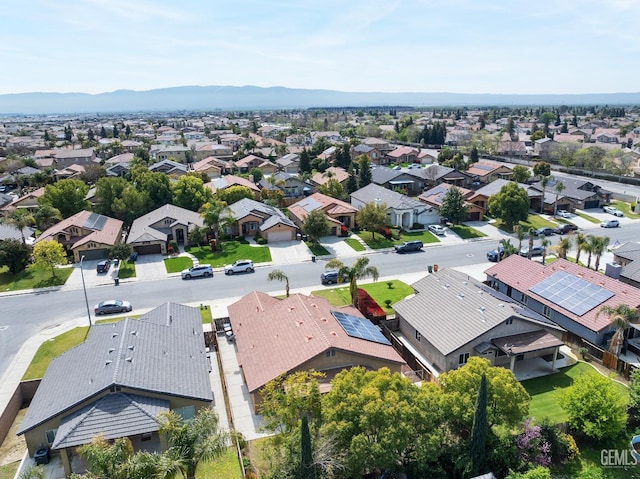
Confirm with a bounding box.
[224,259,255,275]
[94,299,132,315]
[181,265,213,279]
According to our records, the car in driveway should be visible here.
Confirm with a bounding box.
[224,259,255,275]
[553,223,578,234]
[394,240,424,253]
[94,299,132,315]
[601,219,620,228]
[519,245,544,257]
[486,246,505,262]
[556,210,572,218]
[534,227,554,237]
[96,259,111,273]
[428,224,446,236]
[604,206,624,217]
[181,264,213,279]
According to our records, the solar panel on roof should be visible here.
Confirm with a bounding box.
[331,311,390,345]
[474,164,494,171]
[83,212,107,230]
[529,270,614,316]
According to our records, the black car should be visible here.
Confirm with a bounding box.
[534,227,555,237]
[394,241,424,253]
[321,270,346,285]
[553,224,578,234]
[96,260,111,273]
[486,246,505,262]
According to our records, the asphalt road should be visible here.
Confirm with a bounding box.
[0,221,638,379]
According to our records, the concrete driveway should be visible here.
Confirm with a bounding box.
[578,208,635,226]
[63,259,118,289]
[132,254,170,281]
[268,240,313,265]
[319,235,367,258]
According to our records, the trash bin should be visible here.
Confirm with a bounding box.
[113,258,119,266]
[131,252,138,262]
[311,256,316,263]
[114,278,120,286]
[427,265,433,273]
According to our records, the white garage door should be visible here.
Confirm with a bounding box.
[267,230,293,242]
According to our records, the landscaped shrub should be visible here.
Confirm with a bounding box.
[412,222,423,230]
[381,227,393,239]
[356,288,387,323]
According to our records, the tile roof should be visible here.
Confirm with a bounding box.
[485,255,640,332]
[288,192,357,223]
[18,302,212,435]
[228,292,404,393]
[310,167,350,186]
[36,210,123,249]
[127,204,204,244]
[205,175,261,193]
[418,183,473,206]
[351,183,425,210]
[475,178,541,198]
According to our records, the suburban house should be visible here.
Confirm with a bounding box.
[415,164,475,190]
[317,146,337,163]
[195,143,234,160]
[127,204,204,255]
[311,131,343,144]
[148,159,188,176]
[464,162,513,184]
[54,164,85,181]
[471,179,543,213]
[0,223,35,243]
[288,192,357,235]
[17,302,213,476]
[51,148,97,168]
[226,198,297,242]
[390,269,565,381]
[309,167,350,188]
[257,172,307,200]
[534,138,556,158]
[205,175,261,199]
[2,187,45,214]
[612,242,640,289]
[275,153,300,173]
[155,145,190,163]
[419,183,484,221]
[351,183,438,229]
[190,157,223,179]
[235,155,278,175]
[227,292,405,412]
[529,177,611,211]
[351,143,386,165]
[386,146,420,164]
[36,210,123,262]
[485,255,640,357]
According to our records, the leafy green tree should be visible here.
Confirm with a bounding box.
[1,209,34,243]
[539,176,550,213]
[533,162,551,178]
[157,407,229,479]
[357,156,372,187]
[553,181,565,216]
[530,130,545,142]
[439,186,469,225]
[574,232,588,266]
[300,414,316,479]
[111,185,145,226]
[108,243,132,262]
[199,201,234,251]
[95,177,128,217]
[560,372,627,440]
[487,182,529,230]
[188,225,208,250]
[32,240,66,278]
[515,225,527,253]
[540,235,551,265]
[629,368,640,420]
[302,209,330,244]
[39,179,89,218]
[591,234,610,272]
[215,185,254,205]
[551,234,572,260]
[324,257,379,307]
[318,178,347,200]
[248,167,264,182]
[356,201,388,238]
[470,145,479,163]
[78,436,138,479]
[505,466,552,479]
[470,374,488,476]
[0,239,32,274]
[133,169,173,211]
[172,175,212,211]
[511,165,530,184]
[299,148,312,174]
[596,304,637,354]
[268,269,290,297]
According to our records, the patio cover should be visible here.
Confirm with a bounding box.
[492,330,563,356]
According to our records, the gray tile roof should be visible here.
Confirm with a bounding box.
[351,183,425,210]
[52,393,169,449]
[227,198,294,228]
[371,167,403,185]
[127,204,203,244]
[475,178,541,198]
[0,224,34,241]
[393,269,561,355]
[18,302,212,435]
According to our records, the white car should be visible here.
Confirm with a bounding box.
[603,206,624,217]
[181,264,213,279]
[556,210,572,218]
[224,259,255,275]
[601,219,620,228]
[428,224,446,236]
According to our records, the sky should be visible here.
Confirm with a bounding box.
[1,0,638,95]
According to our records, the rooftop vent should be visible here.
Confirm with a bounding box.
[311,303,318,308]
[105,360,112,366]
[128,345,135,350]
[108,348,115,353]
[112,333,119,338]
[130,330,137,336]
[125,357,132,363]
[320,317,328,322]
[458,293,465,299]
[479,306,486,313]
[305,335,313,342]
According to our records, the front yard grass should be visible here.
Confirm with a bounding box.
[195,447,243,479]
[22,327,89,380]
[450,224,487,239]
[117,260,136,279]
[164,256,192,273]
[311,280,413,314]
[344,238,366,251]
[0,264,73,292]
[493,214,557,233]
[188,240,272,266]
[358,229,439,249]
[574,210,600,224]
[306,241,330,256]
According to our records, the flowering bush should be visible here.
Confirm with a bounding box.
[515,419,552,467]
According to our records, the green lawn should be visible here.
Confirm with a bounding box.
[493,214,557,233]
[164,256,193,273]
[574,210,601,224]
[522,362,629,424]
[311,280,413,314]
[22,327,89,380]
[450,224,487,239]
[0,264,73,292]
[306,241,330,256]
[0,462,20,479]
[611,200,640,219]
[117,260,136,279]
[358,230,439,249]
[357,231,395,249]
[95,314,141,324]
[195,448,243,479]
[344,238,366,251]
[200,306,212,325]
[188,240,272,266]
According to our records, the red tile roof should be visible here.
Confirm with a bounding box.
[485,255,640,332]
[228,292,404,393]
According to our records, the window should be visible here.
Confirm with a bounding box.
[458,352,469,365]
[325,349,336,357]
[543,305,551,318]
[45,429,57,444]
[520,293,528,305]
[174,406,195,421]
[505,318,513,325]
[415,330,421,341]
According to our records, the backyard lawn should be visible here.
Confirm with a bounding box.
[196,448,243,479]
[164,256,193,273]
[22,327,89,380]
[311,280,413,314]
[358,229,440,249]
[188,240,272,267]
[449,224,487,239]
[0,264,73,292]
[117,260,136,279]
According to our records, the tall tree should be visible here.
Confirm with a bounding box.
[527,228,535,260]
[268,269,290,297]
[487,182,529,230]
[551,234,573,260]
[32,240,66,278]
[439,186,469,225]
[357,156,372,187]
[0,239,31,274]
[300,414,316,479]
[540,235,551,265]
[215,185,255,205]
[39,179,89,218]
[469,375,488,476]
[510,165,530,184]
[574,232,588,266]
[532,162,551,178]
[355,201,388,239]
[199,201,233,251]
[172,175,212,211]
[539,176,550,213]
[324,257,379,307]
[302,209,330,244]
[515,225,526,253]
[318,178,347,201]
[592,235,610,272]
[1,209,34,243]
[553,181,565,217]
[299,148,312,174]
[596,304,638,354]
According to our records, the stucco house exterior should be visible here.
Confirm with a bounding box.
[226,198,297,242]
[288,192,357,235]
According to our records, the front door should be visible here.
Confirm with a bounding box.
[176,228,185,244]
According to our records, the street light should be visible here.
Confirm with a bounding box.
[80,255,92,327]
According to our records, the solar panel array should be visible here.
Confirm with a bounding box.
[529,270,614,316]
[83,212,107,231]
[331,311,391,345]
[473,163,494,171]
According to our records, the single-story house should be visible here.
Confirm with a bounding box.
[529,177,611,211]
[226,198,297,242]
[386,146,420,164]
[288,192,357,235]
[235,155,278,175]
[0,223,35,243]
[190,157,223,179]
[205,175,261,199]
[17,302,213,476]
[36,210,123,262]
[228,292,405,412]
[309,167,350,188]
[127,204,204,255]
[390,269,565,380]
[471,179,543,212]
[418,183,484,221]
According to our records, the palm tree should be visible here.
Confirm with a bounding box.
[553,181,565,217]
[515,225,526,253]
[1,209,35,244]
[157,407,229,479]
[585,235,596,269]
[593,235,610,272]
[268,269,290,297]
[596,304,638,354]
[540,235,551,265]
[34,204,62,231]
[199,201,234,251]
[499,238,516,258]
[574,232,588,265]
[528,228,535,260]
[325,257,379,307]
[539,176,550,213]
[552,234,573,260]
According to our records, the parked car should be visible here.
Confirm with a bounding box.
[486,246,505,262]
[96,260,111,273]
[553,223,578,234]
[603,206,624,217]
[321,270,347,285]
[181,264,213,279]
[394,240,424,253]
[601,219,620,228]
[224,259,255,275]
[428,224,446,236]
[534,227,554,237]
[94,299,132,315]
[519,246,544,257]
[556,210,572,218]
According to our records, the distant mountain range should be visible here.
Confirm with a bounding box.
[1,85,639,115]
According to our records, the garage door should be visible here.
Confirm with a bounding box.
[466,211,481,221]
[134,244,162,255]
[267,230,293,243]
[81,248,108,260]
[584,200,600,209]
